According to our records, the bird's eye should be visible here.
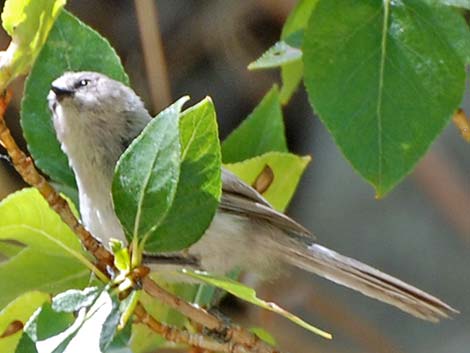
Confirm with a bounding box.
[75,79,90,88]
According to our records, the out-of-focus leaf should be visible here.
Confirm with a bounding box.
[224,152,311,212]
[181,270,332,339]
[0,292,49,353]
[112,98,186,244]
[222,87,287,164]
[248,42,302,70]
[0,188,90,308]
[0,0,65,90]
[145,98,222,252]
[304,0,467,196]
[21,10,128,189]
[250,327,277,346]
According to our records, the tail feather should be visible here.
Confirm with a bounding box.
[282,240,457,322]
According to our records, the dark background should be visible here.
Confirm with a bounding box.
[0,1,469,353]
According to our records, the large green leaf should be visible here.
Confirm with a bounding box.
[0,0,65,90]
[224,152,310,212]
[21,10,128,189]
[145,98,222,252]
[222,87,287,163]
[181,270,331,339]
[0,188,90,308]
[303,0,467,196]
[112,98,186,243]
[0,292,49,353]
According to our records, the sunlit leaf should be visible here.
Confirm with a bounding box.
[0,292,49,353]
[52,287,100,313]
[0,0,65,89]
[248,41,302,70]
[181,269,332,339]
[0,189,90,308]
[224,152,311,212]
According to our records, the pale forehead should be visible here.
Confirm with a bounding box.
[53,71,108,85]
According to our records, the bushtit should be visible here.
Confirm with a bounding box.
[48,71,456,322]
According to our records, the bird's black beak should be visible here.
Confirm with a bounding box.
[50,84,74,99]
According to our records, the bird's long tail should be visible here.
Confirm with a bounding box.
[279,237,457,322]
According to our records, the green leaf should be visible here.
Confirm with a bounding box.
[26,303,74,341]
[248,41,302,70]
[224,152,310,212]
[52,287,100,313]
[279,0,319,104]
[438,0,470,9]
[281,0,319,39]
[181,269,332,340]
[0,188,90,308]
[112,98,186,244]
[0,0,65,89]
[110,240,131,272]
[14,334,37,353]
[222,87,287,164]
[250,327,276,347]
[0,292,49,353]
[21,10,129,189]
[21,290,118,353]
[145,98,222,252]
[303,0,467,196]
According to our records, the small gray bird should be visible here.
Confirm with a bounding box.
[48,71,456,322]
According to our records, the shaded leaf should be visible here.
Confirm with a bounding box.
[21,10,129,189]
[145,98,222,252]
[0,189,90,308]
[303,0,467,196]
[112,98,186,243]
[222,87,287,163]
[279,0,319,103]
[224,152,311,212]
[181,270,331,339]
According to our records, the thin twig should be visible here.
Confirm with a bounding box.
[134,0,172,113]
[142,277,278,353]
[134,303,249,353]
